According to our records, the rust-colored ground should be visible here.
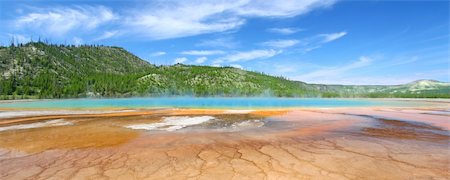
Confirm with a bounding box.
[0,107,449,179]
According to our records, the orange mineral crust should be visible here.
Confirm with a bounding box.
[0,107,449,179]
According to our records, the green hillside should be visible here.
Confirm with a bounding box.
[0,42,154,98]
[309,79,450,98]
[135,64,321,97]
[0,42,448,99]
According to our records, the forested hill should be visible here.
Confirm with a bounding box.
[0,42,449,99]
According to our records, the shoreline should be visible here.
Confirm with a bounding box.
[0,97,448,111]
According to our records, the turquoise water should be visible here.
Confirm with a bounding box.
[0,97,424,109]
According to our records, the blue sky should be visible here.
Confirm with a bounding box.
[0,0,448,85]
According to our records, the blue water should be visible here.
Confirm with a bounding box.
[0,97,416,109]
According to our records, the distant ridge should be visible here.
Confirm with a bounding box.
[406,79,447,86]
[0,42,448,99]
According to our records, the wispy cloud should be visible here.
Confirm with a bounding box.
[293,56,373,83]
[319,31,347,43]
[151,51,167,56]
[196,37,239,49]
[216,49,282,63]
[261,39,299,48]
[174,57,188,64]
[267,27,302,35]
[303,46,321,52]
[195,57,207,64]
[14,6,116,37]
[125,2,245,40]
[308,69,449,85]
[181,50,225,56]
[94,30,119,41]
[126,0,336,40]
[9,1,336,41]
[293,31,348,53]
[233,0,335,17]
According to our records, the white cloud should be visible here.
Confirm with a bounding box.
[306,69,449,85]
[230,64,243,69]
[319,31,347,43]
[94,30,119,41]
[151,51,167,56]
[174,57,188,64]
[261,39,299,48]
[126,2,246,40]
[14,6,116,37]
[267,27,302,35]
[195,57,208,64]
[233,0,335,17]
[126,0,336,40]
[9,1,336,41]
[197,37,238,49]
[217,49,282,63]
[293,56,373,82]
[295,31,348,53]
[303,46,321,52]
[181,50,225,56]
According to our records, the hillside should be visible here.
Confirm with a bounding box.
[135,64,319,96]
[310,80,450,98]
[0,42,155,98]
[0,43,448,99]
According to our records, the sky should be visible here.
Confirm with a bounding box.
[0,0,448,85]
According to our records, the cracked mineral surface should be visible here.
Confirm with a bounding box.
[0,107,449,179]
